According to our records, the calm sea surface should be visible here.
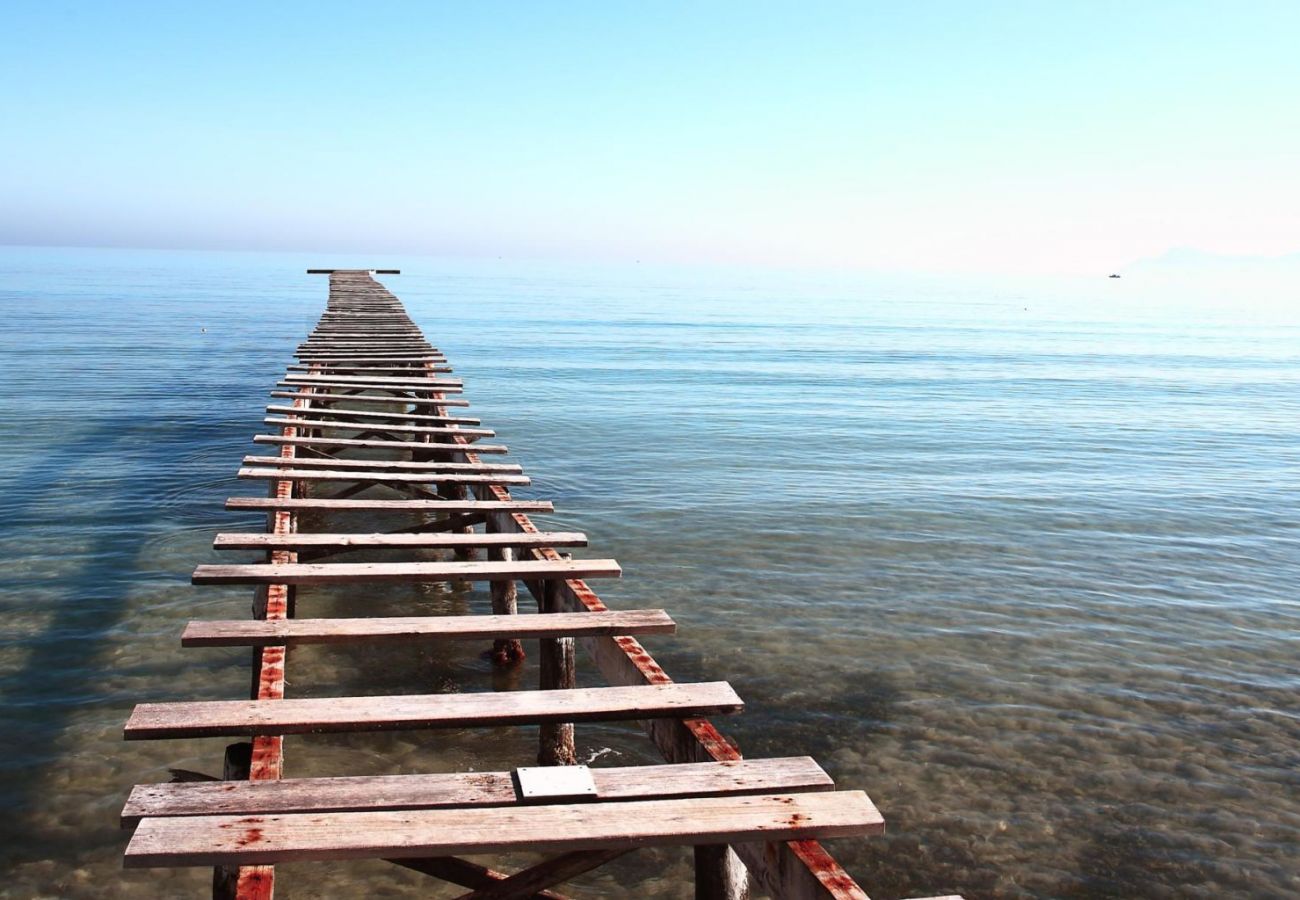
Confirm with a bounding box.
[0,247,1297,898]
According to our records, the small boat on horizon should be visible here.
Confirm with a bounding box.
[1109,273,1122,278]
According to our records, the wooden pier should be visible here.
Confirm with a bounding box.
[121,269,961,900]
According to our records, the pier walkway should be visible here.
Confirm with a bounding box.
[121,270,961,900]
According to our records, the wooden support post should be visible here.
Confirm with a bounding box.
[212,742,253,900]
[537,580,577,765]
[695,844,751,900]
[487,512,525,665]
[438,478,478,559]
[414,412,478,560]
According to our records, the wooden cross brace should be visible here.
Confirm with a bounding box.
[391,847,634,899]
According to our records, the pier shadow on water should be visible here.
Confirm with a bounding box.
[0,418,239,876]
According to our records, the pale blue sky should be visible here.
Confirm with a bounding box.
[2,1,1297,274]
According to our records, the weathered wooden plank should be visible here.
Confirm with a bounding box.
[300,331,424,336]
[241,456,520,473]
[124,681,741,740]
[276,380,463,393]
[263,418,491,436]
[300,335,430,341]
[265,406,475,423]
[212,531,586,552]
[286,366,454,376]
[293,356,449,364]
[225,497,553,513]
[297,346,438,354]
[294,354,448,362]
[124,791,882,867]
[307,268,401,274]
[180,609,673,648]
[269,391,470,407]
[236,468,525,486]
[252,435,504,454]
[191,558,621,586]
[285,374,461,387]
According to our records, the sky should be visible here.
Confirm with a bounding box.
[1,1,1298,275]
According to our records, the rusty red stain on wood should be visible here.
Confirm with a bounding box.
[234,400,306,896]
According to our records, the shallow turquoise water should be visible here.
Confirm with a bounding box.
[0,247,1297,898]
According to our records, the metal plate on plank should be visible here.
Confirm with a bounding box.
[513,765,598,803]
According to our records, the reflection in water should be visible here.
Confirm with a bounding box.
[1,247,1298,898]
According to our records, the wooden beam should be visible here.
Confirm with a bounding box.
[284,374,461,387]
[236,468,525,487]
[123,757,830,826]
[124,682,742,740]
[191,558,621,586]
[265,406,474,423]
[124,792,882,867]
[180,609,673,649]
[251,435,503,453]
[392,858,565,899]
[453,849,628,900]
[275,380,463,393]
[213,531,582,552]
[225,497,552,513]
[241,456,519,473]
[270,390,468,407]
[263,418,491,436]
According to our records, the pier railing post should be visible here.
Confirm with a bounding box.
[537,579,577,765]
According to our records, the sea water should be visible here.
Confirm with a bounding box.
[0,246,1296,898]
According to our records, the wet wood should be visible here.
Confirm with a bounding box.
[124,681,743,740]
